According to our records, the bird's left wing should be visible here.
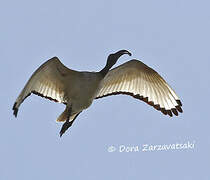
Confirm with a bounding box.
[95,59,183,117]
[13,57,73,117]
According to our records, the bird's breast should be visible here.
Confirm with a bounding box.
[66,72,102,112]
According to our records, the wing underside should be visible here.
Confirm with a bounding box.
[96,59,183,116]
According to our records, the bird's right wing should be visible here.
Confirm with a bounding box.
[13,57,73,117]
[96,59,183,117]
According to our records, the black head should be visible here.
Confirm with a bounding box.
[99,49,132,77]
[107,49,132,68]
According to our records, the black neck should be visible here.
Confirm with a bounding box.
[99,63,112,77]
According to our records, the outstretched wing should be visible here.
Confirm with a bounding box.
[95,59,183,117]
[13,57,72,117]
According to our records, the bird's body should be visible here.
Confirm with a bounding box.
[13,50,183,136]
[64,72,102,116]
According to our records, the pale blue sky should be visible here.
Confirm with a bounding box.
[1,0,210,179]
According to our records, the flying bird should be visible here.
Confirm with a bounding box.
[13,50,183,137]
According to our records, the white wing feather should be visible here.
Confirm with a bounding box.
[96,59,183,116]
[13,57,72,116]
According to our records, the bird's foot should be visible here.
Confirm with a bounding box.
[59,120,73,137]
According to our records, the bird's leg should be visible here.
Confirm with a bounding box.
[59,105,72,137]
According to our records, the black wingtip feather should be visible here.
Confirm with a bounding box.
[12,102,18,117]
[154,104,161,110]
[160,108,167,115]
[176,106,183,113]
[166,110,173,117]
[171,108,178,116]
[176,100,182,106]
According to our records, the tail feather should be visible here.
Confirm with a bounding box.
[56,108,69,122]
[56,109,78,122]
